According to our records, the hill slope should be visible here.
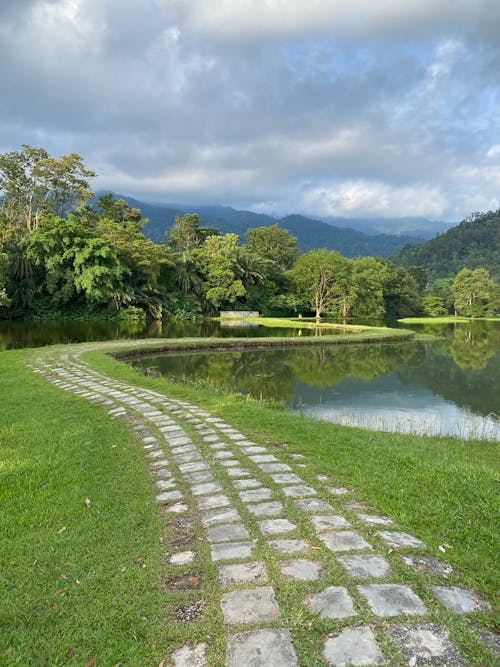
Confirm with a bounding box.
[393,209,500,281]
[100,194,423,259]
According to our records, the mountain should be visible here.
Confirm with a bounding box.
[393,209,500,282]
[97,193,424,259]
[323,216,455,239]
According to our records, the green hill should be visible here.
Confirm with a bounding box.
[393,209,500,282]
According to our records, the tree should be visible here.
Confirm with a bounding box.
[196,234,246,312]
[350,256,386,319]
[452,268,497,317]
[289,249,351,320]
[167,213,219,251]
[246,224,299,271]
[0,145,95,232]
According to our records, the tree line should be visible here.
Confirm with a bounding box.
[1,146,498,321]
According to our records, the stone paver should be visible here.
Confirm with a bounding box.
[211,541,255,562]
[377,530,425,549]
[232,478,262,489]
[268,538,310,554]
[191,481,223,496]
[271,473,303,484]
[226,629,298,666]
[207,523,250,543]
[323,626,385,666]
[246,501,283,517]
[295,498,333,513]
[432,585,491,614]
[259,462,292,473]
[311,515,350,531]
[400,554,454,576]
[319,530,372,552]
[201,507,241,526]
[338,554,392,578]
[386,623,467,666]
[280,558,324,581]
[197,494,231,510]
[221,587,281,624]
[239,488,273,503]
[359,584,428,617]
[218,561,268,586]
[172,642,208,667]
[307,586,357,619]
[258,518,296,535]
[357,513,395,526]
[282,484,317,497]
[170,551,197,565]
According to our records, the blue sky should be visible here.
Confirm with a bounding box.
[1,0,499,222]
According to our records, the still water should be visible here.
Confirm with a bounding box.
[129,321,500,440]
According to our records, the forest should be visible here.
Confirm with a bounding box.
[1,146,499,321]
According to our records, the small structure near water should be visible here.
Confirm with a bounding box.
[220,311,259,318]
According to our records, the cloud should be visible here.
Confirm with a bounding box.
[0,0,499,222]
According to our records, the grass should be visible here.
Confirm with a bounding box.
[222,316,374,332]
[399,316,500,324]
[1,337,499,665]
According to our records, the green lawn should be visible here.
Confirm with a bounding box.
[1,341,498,665]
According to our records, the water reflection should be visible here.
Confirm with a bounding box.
[130,322,500,440]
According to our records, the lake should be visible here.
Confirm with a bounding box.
[1,317,499,440]
[129,320,500,440]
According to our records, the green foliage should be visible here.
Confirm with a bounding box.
[167,213,219,251]
[395,209,500,282]
[452,268,498,317]
[246,224,299,270]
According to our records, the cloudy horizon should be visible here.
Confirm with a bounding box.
[1,0,499,222]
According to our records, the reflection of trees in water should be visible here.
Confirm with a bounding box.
[450,325,499,369]
[287,343,419,387]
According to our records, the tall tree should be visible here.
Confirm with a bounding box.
[246,224,299,271]
[168,213,219,252]
[0,145,95,232]
[452,268,497,317]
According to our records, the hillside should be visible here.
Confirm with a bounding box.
[100,194,423,259]
[393,209,500,282]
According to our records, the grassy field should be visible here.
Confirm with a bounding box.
[399,316,500,324]
[1,339,498,665]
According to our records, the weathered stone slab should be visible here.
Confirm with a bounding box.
[326,486,354,495]
[170,551,197,565]
[377,530,426,549]
[259,463,292,473]
[241,446,267,454]
[201,507,241,526]
[156,479,177,490]
[239,488,273,503]
[211,541,255,562]
[268,538,310,554]
[218,561,268,586]
[357,513,395,526]
[197,494,231,510]
[174,452,202,463]
[156,490,183,503]
[358,584,428,617]
[282,485,317,498]
[172,642,207,666]
[169,436,192,447]
[214,450,234,459]
[207,523,250,543]
[323,626,385,666]
[258,519,296,535]
[166,502,189,513]
[432,585,491,614]
[208,442,227,450]
[249,454,278,463]
[319,531,372,553]
[171,444,197,454]
[191,481,223,496]
[232,478,262,490]
[221,587,280,624]
[478,629,500,656]
[226,467,251,477]
[386,623,467,666]
[271,473,303,484]
[280,558,324,581]
[203,434,220,442]
[295,498,333,513]
[306,586,357,619]
[179,462,208,473]
[246,501,283,517]
[219,459,240,467]
[226,629,298,667]
[311,515,350,531]
[400,554,453,576]
[183,471,213,484]
[338,554,392,579]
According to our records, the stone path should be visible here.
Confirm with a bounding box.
[27,344,497,666]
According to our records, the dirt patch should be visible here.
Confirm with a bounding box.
[163,572,202,591]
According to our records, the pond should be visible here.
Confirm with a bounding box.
[129,320,500,440]
[0,317,345,350]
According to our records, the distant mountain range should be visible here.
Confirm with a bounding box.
[98,193,454,259]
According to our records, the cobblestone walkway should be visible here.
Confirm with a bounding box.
[28,344,497,666]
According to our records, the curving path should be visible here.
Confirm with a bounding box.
[27,342,496,666]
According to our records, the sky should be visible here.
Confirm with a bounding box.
[1,0,499,222]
